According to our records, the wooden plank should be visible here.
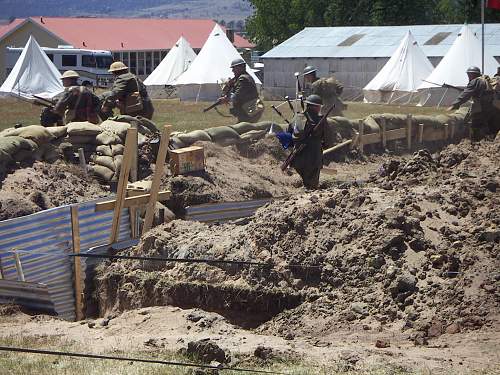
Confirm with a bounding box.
[406,114,412,150]
[143,125,172,234]
[109,128,137,244]
[358,120,364,154]
[444,123,449,140]
[360,133,380,145]
[129,127,138,238]
[381,117,387,148]
[14,251,25,282]
[323,139,352,155]
[71,206,84,321]
[96,191,172,211]
[418,123,424,143]
[385,128,407,141]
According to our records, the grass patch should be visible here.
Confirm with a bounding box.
[0,98,446,133]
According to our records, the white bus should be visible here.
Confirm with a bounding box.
[6,46,114,87]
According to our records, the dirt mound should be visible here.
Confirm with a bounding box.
[159,138,298,215]
[0,161,109,220]
[97,136,499,343]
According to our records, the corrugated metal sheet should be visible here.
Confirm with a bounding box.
[0,279,56,314]
[185,198,273,222]
[262,24,500,59]
[0,197,132,320]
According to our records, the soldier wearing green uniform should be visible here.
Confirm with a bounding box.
[220,58,263,123]
[52,70,100,124]
[302,65,345,116]
[101,61,154,120]
[448,66,499,141]
[291,94,325,190]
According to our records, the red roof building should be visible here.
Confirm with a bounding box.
[0,17,254,81]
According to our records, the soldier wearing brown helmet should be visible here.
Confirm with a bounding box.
[302,65,345,116]
[219,58,264,123]
[101,61,154,119]
[52,70,100,124]
[448,66,499,141]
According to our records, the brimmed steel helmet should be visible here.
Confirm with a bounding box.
[61,70,79,79]
[305,94,322,106]
[230,58,246,68]
[303,65,317,76]
[108,61,128,72]
[466,66,481,74]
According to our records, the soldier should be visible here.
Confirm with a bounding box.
[291,94,326,190]
[448,66,498,141]
[495,66,500,78]
[101,61,154,119]
[220,58,263,123]
[52,70,100,124]
[302,65,345,116]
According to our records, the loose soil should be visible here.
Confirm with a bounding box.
[0,134,498,373]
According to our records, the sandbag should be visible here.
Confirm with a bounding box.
[0,136,37,155]
[230,122,256,135]
[95,155,116,171]
[0,149,12,164]
[0,125,47,138]
[90,164,114,181]
[170,137,188,149]
[109,115,158,135]
[362,116,380,134]
[176,130,212,145]
[68,135,97,145]
[205,126,240,143]
[113,154,123,175]
[96,145,113,157]
[18,126,54,145]
[45,126,68,138]
[67,122,102,136]
[12,149,34,162]
[96,132,122,145]
[111,144,124,156]
[100,120,131,140]
[239,129,268,141]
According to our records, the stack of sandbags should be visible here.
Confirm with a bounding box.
[170,121,278,149]
[66,122,101,154]
[0,135,38,169]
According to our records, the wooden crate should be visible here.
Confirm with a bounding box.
[169,146,205,175]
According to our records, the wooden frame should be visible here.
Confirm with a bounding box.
[95,191,172,211]
[71,206,84,321]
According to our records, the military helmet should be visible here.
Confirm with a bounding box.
[108,61,128,73]
[303,65,317,76]
[61,70,79,79]
[466,66,481,74]
[305,94,323,106]
[230,58,246,68]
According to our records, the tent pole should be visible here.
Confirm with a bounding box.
[481,0,485,73]
[437,87,448,108]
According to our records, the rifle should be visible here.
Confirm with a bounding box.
[422,80,463,91]
[270,105,290,125]
[202,76,237,112]
[280,105,334,171]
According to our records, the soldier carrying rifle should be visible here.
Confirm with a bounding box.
[447,66,499,141]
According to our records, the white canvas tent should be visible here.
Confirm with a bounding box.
[418,24,498,106]
[175,24,261,101]
[144,36,196,99]
[0,36,63,100]
[363,31,434,104]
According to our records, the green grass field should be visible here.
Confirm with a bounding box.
[0,98,446,133]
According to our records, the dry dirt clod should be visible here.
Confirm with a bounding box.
[186,339,230,364]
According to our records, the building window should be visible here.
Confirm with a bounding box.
[113,52,121,61]
[130,52,137,75]
[137,52,145,75]
[153,51,161,68]
[122,52,129,67]
[62,54,77,67]
[161,50,167,59]
[145,52,152,74]
[82,55,97,67]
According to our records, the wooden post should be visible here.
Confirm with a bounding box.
[358,120,364,154]
[143,125,172,234]
[129,125,138,238]
[444,123,449,140]
[450,123,456,139]
[109,128,137,244]
[14,251,25,282]
[418,123,424,144]
[406,114,412,150]
[71,206,84,321]
[78,148,87,175]
[381,117,387,149]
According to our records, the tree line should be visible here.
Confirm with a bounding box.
[245,0,500,50]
